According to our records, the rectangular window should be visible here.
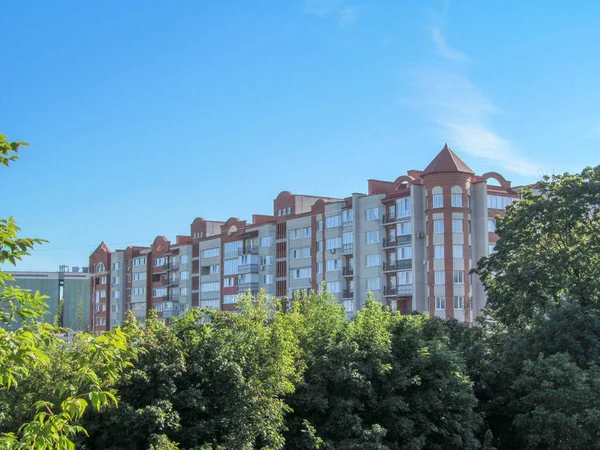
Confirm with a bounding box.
[292,268,311,279]
[201,282,219,292]
[152,288,167,297]
[397,271,412,285]
[488,195,514,210]
[326,215,342,228]
[317,262,323,273]
[453,245,464,259]
[302,247,311,258]
[365,207,380,221]
[111,304,119,312]
[434,245,444,259]
[261,236,273,247]
[112,290,120,299]
[453,270,465,284]
[99,290,106,298]
[262,274,274,284]
[111,276,120,285]
[454,296,465,309]
[434,271,445,285]
[303,227,312,238]
[209,264,219,274]
[326,237,342,250]
[388,205,396,219]
[292,249,301,259]
[223,259,239,275]
[488,244,496,254]
[180,287,188,296]
[452,219,463,232]
[260,255,273,266]
[223,277,234,287]
[397,198,411,217]
[317,240,323,252]
[223,295,239,304]
[180,255,189,264]
[365,231,381,244]
[488,218,496,233]
[133,272,146,281]
[327,281,341,293]
[342,210,353,222]
[451,193,463,207]
[133,257,147,266]
[433,220,444,233]
[366,254,381,267]
[101,276,107,284]
[202,248,220,259]
[343,300,354,312]
[291,229,301,240]
[433,194,443,208]
[435,296,446,310]
[326,259,342,271]
[366,277,381,291]
[180,271,190,280]
[398,246,412,260]
[397,221,411,235]
[317,220,323,231]
[112,262,121,270]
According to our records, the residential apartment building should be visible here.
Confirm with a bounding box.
[89,145,520,332]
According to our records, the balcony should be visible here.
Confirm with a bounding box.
[383,262,396,272]
[238,264,259,274]
[238,282,259,293]
[397,234,412,245]
[238,247,259,256]
[343,289,354,299]
[164,262,179,271]
[165,278,179,287]
[342,243,354,254]
[397,285,413,296]
[342,266,354,277]
[342,221,353,231]
[396,259,412,270]
[383,286,397,297]
[168,293,179,302]
[382,238,396,249]
[383,214,397,224]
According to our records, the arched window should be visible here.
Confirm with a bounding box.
[432,186,443,208]
[451,186,463,207]
[95,262,105,273]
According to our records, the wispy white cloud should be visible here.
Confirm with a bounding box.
[303,0,359,27]
[410,27,541,177]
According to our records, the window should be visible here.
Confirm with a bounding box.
[327,281,341,293]
[454,296,465,309]
[398,246,412,260]
[260,255,273,266]
[101,276,107,284]
[202,248,219,258]
[317,240,323,252]
[180,287,188,296]
[433,220,444,233]
[133,257,147,266]
[488,195,514,210]
[99,318,106,326]
[111,276,120,285]
[365,231,380,244]
[277,209,282,217]
[317,220,323,231]
[452,219,463,232]
[326,215,341,228]
[365,207,380,221]
[113,290,120,299]
[127,274,131,282]
[287,207,292,215]
[397,198,411,217]
[326,237,342,250]
[152,288,167,298]
[397,271,412,285]
[342,210,353,222]
[453,270,465,284]
[488,219,496,233]
[201,299,220,309]
[112,262,120,270]
[262,274,274,284]
[303,247,311,258]
[292,248,301,259]
[99,290,106,298]
[223,277,234,287]
[317,262,323,273]
[223,295,238,304]
[261,236,273,247]
[453,245,464,259]
[488,244,496,254]
[209,264,219,274]
[223,259,239,275]
[180,255,189,264]
[133,272,146,281]
[388,205,396,219]
[451,193,463,207]
[326,259,342,271]
[201,282,219,292]
[434,245,444,259]
[435,297,446,310]
[434,271,445,285]
[292,268,311,279]
[366,254,381,267]
[180,271,190,280]
[112,319,119,327]
[343,300,354,312]
[96,263,105,273]
[300,228,311,239]
[366,277,381,291]
[133,287,145,296]
[433,194,443,208]
[111,304,119,312]
[395,222,410,237]
[153,257,166,267]
[291,229,301,240]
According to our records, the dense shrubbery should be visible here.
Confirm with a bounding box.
[3,134,600,449]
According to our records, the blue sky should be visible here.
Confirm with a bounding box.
[2,0,599,271]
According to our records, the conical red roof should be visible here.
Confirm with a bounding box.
[421,144,474,176]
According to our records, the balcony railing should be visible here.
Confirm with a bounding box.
[168,294,179,302]
[164,262,179,271]
[166,278,179,287]
[383,262,396,272]
[397,234,412,245]
[382,238,396,249]
[383,286,397,296]
[238,247,259,256]
[238,264,259,274]
[342,266,354,277]
[342,289,354,299]
[383,214,397,224]
[396,259,412,270]
[384,285,413,296]
[238,282,259,292]
[342,221,353,231]
[342,243,354,254]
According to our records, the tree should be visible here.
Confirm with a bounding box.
[0,133,135,449]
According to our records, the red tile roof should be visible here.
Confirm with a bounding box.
[421,144,475,176]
